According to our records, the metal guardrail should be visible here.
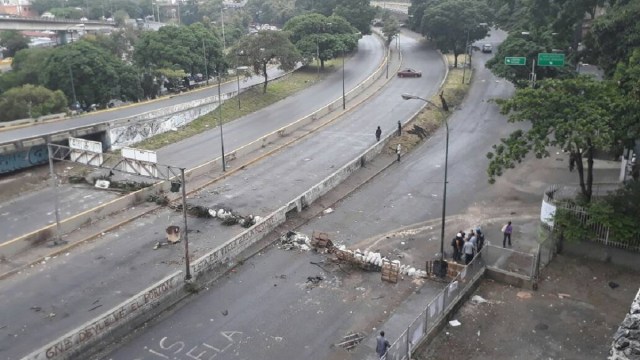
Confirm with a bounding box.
[0,15,114,25]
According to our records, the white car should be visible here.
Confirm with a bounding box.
[481,43,493,53]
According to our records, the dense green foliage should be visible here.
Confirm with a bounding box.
[488,77,632,201]
[232,30,301,93]
[417,0,492,67]
[42,41,143,107]
[554,182,640,243]
[283,13,359,69]
[0,85,67,121]
[0,30,29,58]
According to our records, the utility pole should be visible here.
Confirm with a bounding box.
[68,64,77,107]
[180,168,191,280]
[202,38,209,85]
[218,73,226,171]
[47,144,64,246]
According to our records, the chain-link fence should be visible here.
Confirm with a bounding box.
[383,251,488,360]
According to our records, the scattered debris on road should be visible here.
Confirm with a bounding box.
[322,207,334,215]
[448,320,461,327]
[280,231,311,250]
[306,275,323,289]
[335,333,365,350]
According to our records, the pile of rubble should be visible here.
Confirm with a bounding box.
[279,231,427,281]
[610,289,640,360]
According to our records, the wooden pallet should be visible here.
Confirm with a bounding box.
[381,259,400,283]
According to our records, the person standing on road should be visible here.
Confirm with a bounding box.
[463,237,475,265]
[476,227,485,252]
[397,121,402,136]
[376,331,391,359]
[468,229,478,253]
[451,233,461,262]
[376,126,382,141]
[502,221,513,248]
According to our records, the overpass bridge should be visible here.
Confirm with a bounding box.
[0,16,116,32]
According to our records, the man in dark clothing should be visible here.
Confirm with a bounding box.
[476,228,485,252]
[376,126,382,141]
[503,221,512,247]
[376,331,391,359]
[451,236,460,262]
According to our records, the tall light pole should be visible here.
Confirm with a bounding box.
[68,64,78,108]
[202,38,209,85]
[217,71,226,171]
[341,52,345,109]
[221,7,226,53]
[401,93,450,277]
[462,23,488,84]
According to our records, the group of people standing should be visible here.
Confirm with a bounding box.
[451,228,485,265]
[450,221,514,264]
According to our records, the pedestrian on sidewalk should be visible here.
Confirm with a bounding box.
[376,331,391,359]
[463,237,475,265]
[396,144,401,162]
[376,126,382,141]
[502,221,512,248]
[397,121,402,136]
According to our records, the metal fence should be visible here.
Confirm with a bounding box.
[384,251,488,360]
[544,184,640,252]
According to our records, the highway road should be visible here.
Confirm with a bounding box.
[0,35,384,245]
[0,31,447,359]
[105,29,520,360]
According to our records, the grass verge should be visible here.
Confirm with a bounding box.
[135,59,344,151]
[387,54,471,153]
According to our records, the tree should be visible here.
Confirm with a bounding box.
[0,85,67,122]
[485,30,574,87]
[283,13,359,69]
[487,76,631,202]
[583,0,640,77]
[41,41,142,107]
[232,30,301,93]
[421,0,492,67]
[382,17,400,45]
[0,30,29,58]
[333,0,376,35]
[134,24,224,78]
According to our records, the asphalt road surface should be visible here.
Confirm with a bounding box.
[106,30,515,360]
[0,32,445,360]
[0,35,384,245]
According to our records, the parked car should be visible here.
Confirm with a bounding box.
[482,43,493,53]
[397,68,422,78]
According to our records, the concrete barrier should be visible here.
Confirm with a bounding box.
[23,271,186,360]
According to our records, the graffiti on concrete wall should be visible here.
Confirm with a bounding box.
[0,145,48,174]
[109,103,218,149]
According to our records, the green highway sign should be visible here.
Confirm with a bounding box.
[504,57,527,66]
[537,53,565,66]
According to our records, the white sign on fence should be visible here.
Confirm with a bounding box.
[122,147,157,163]
[121,147,158,177]
[540,199,556,227]
[68,137,103,166]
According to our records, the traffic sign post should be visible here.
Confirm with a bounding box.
[504,57,527,66]
[537,53,565,67]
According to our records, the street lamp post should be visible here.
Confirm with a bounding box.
[202,38,209,85]
[342,47,346,110]
[217,72,226,171]
[68,64,78,107]
[221,7,226,52]
[401,93,450,277]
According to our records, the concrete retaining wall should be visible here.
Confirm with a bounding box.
[107,92,236,149]
[485,267,535,290]
[23,272,186,360]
